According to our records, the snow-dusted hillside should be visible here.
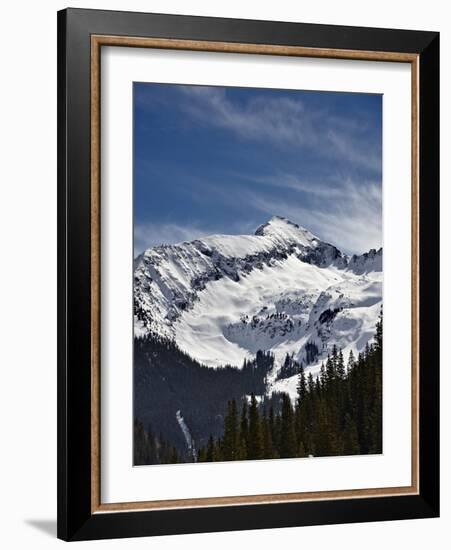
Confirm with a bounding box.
[134,216,382,396]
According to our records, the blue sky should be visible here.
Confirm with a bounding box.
[134,83,382,256]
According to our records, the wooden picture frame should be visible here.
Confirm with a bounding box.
[57,8,439,541]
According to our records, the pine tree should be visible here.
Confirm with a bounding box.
[315,377,322,396]
[134,420,151,465]
[268,405,278,451]
[279,393,297,458]
[239,400,249,459]
[375,308,383,352]
[320,362,326,389]
[336,349,345,380]
[313,400,331,456]
[247,394,264,460]
[297,365,307,404]
[297,439,307,457]
[206,435,215,462]
[331,345,338,370]
[342,413,360,454]
[347,349,355,373]
[169,446,179,464]
[213,438,223,462]
[223,399,239,460]
[262,410,274,458]
[325,354,335,387]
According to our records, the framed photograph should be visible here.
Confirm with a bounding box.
[57,8,439,541]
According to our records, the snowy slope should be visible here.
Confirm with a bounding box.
[134,216,382,395]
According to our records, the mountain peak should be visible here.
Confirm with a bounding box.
[255,216,297,235]
[254,216,317,243]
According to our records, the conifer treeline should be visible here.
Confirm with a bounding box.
[134,419,183,464]
[197,313,382,461]
[134,336,274,463]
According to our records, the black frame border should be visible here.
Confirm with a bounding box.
[57,8,439,541]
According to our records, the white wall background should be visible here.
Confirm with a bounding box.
[0,1,448,548]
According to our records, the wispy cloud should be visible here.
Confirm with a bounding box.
[236,172,345,198]
[326,129,381,173]
[176,86,381,174]
[179,86,311,145]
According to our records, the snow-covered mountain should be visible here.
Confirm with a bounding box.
[134,216,382,397]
